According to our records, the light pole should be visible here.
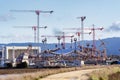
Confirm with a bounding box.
[57,36,61,49]
[70,35,74,49]
[44,37,47,51]
[70,38,73,49]
[1,45,5,67]
[42,38,47,51]
[74,38,77,53]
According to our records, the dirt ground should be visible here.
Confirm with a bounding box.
[40,69,99,80]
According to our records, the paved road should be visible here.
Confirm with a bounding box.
[40,69,99,80]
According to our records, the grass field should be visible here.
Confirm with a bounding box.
[0,65,119,80]
[0,65,100,80]
[89,65,120,80]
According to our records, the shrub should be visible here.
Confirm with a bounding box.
[5,63,12,68]
[108,71,120,80]
[89,66,120,80]
[16,62,28,68]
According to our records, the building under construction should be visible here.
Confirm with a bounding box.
[0,43,107,68]
[0,11,109,68]
[0,45,41,67]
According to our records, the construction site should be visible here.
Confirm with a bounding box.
[1,1,120,80]
[0,10,111,68]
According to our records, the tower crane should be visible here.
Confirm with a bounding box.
[41,35,62,48]
[55,32,75,49]
[77,16,86,45]
[63,28,91,52]
[64,25,103,59]
[75,32,91,47]
[89,24,103,57]
[99,38,107,60]
[41,35,74,49]
[10,10,53,44]
[14,26,47,43]
[61,34,74,49]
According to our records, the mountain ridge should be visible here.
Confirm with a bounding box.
[0,37,120,55]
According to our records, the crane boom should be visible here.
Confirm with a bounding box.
[10,10,53,14]
[14,26,47,43]
[10,9,53,45]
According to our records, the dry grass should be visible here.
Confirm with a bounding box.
[89,65,120,80]
[0,65,118,80]
[108,71,120,80]
[0,67,79,80]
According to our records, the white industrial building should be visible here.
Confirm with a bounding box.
[0,45,41,67]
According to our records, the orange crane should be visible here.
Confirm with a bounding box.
[10,10,53,44]
[14,26,47,43]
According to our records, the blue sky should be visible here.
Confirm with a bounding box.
[0,0,120,43]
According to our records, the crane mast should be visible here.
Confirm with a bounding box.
[10,10,53,44]
[41,35,74,49]
[90,24,103,57]
[14,26,47,43]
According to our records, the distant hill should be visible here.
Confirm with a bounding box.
[84,37,120,55]
[99,37,120,55]
[0,37,120,55]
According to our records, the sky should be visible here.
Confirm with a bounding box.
[0,0,120,43]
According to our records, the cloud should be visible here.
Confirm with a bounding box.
[52,28,63,36]
[0,13,15,21]
[106,21,120,32]
[0,35,11,38]
[0,34,33,43]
